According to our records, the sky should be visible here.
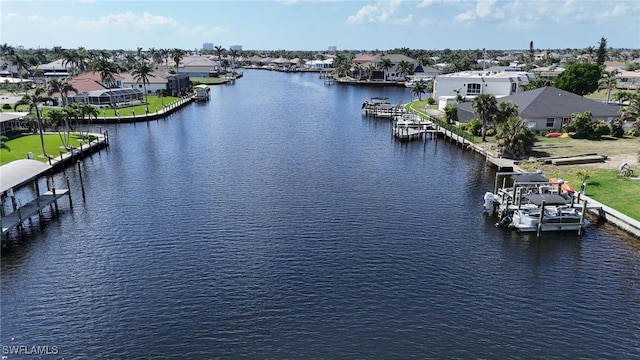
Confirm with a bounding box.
[1,0,639,52]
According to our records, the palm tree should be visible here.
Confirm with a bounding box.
[228,48,239,72]
[214,45,225,71]
[412,80,428,101]
[46,108,72,149]
[131,61,155,112]
[495,116,536,159]
[599,69,619,104]
[0,135,10,152]
[494,101,519,125]
[471,93,498,141]
[170,48,184,74]
[379,57,393,81]
[47,79,78,107]
[10,53,29,78]
[92,58,119,88]
[619,92,640,123]
[14,87,53,158]
[397,60,413,80]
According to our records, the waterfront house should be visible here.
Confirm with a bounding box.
[170,56,219,77]
[119,70,169,94]
[455,86,622,131]
[433,70,535,110]
[37,59,71,79]
[0,112,27,136]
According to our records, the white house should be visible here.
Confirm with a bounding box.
[433,70,536,110]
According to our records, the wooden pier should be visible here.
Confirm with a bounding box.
[2,185,71,238]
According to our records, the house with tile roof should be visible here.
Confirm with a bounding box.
[119,70,169,94]
[169,56,219,77]
[455,86,622,131]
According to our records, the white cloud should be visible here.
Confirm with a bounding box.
[80,12,179,31]
[26,14,46,22]
[0,12,20,21]
[596,3,628,21]
[454,0,503,23]
[346,0,404,25]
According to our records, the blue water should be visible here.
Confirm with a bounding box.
[2,70,639,359]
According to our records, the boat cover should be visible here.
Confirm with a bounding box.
[512,173,548,183]
[524,194,568,206]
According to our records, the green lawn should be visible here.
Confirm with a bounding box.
[190,77,227,85]
[1,134,88,165]
[13,95,180,118]
[543,168,640,221]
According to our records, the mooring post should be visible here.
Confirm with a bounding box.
[66,177,73,209]
[52,187,59,215]
[34,179,42,218]
[77,161,86,201]
[578,200,588,237]
[537,201,546,238]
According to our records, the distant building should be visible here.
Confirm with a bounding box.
[229,45,242,51]
[203,43,214,51]
[328,46,337,53]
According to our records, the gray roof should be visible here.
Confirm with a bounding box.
[0,159,51,193]
[457,86,622,120]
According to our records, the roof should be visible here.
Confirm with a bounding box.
[73,72,125,82]
[0,112,29,124]
[0,159,52,193]
[37,59,71,71]
[379,54,418,63]
[512,173,548,183]
[118,70,168,84]
[457,86,622,120]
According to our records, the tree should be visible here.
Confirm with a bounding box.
[471,93,498,141]
[92,58,120,88]
[214,45,225,70]
[495,117,536,159]
[554,62,602,96]
[171,48,184,74]
[228,48,239,72]
[46,108,72,149]
[14,87,53,158]
[47,79,78,107]
[379,58,393,80]
[520,78,553,91]
[564,111,593,139]
[397,60,412,79]
[495,101,519,124]
[0,135,10,152]
[9,53,29,78]
[412,79,428,100]
[132,61,155,112]
[596,37,607,66]
[619,92,640,123]
[598,69,619,104]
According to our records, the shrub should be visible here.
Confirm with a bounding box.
[426,97,436,105]
[610,118,625,138]
[486,128,497,137]
[2,104,11,110]
[589,121,610,139]
[467,119,483,136]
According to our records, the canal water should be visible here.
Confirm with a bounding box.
[2,70,639,359]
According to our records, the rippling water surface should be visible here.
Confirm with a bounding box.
[2,70,639,359]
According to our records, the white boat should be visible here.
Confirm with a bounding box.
[508,194,589,232]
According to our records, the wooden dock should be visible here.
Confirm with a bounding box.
[392,113,438,141]
[2,187,71,238]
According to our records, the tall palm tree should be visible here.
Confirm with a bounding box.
[228,48,239,72]
[9,53,29,78]
[379,57,393,81]
[131,61,155,112]
[92,58,119,88]
[47,79,78,107]
[214,45,225,70]
[412,80,428,101]
[171,48,184,74]
[599,69,619,104]
[471,93,498,141]
[494,101,519,125]
[397,60,413,80]
[46,108,72,149]
[14,87,53,158]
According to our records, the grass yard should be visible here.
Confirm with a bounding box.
[543,168,640,221]
[0,134,89,165]
[13,95,180,118]
[190,77,227,85]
